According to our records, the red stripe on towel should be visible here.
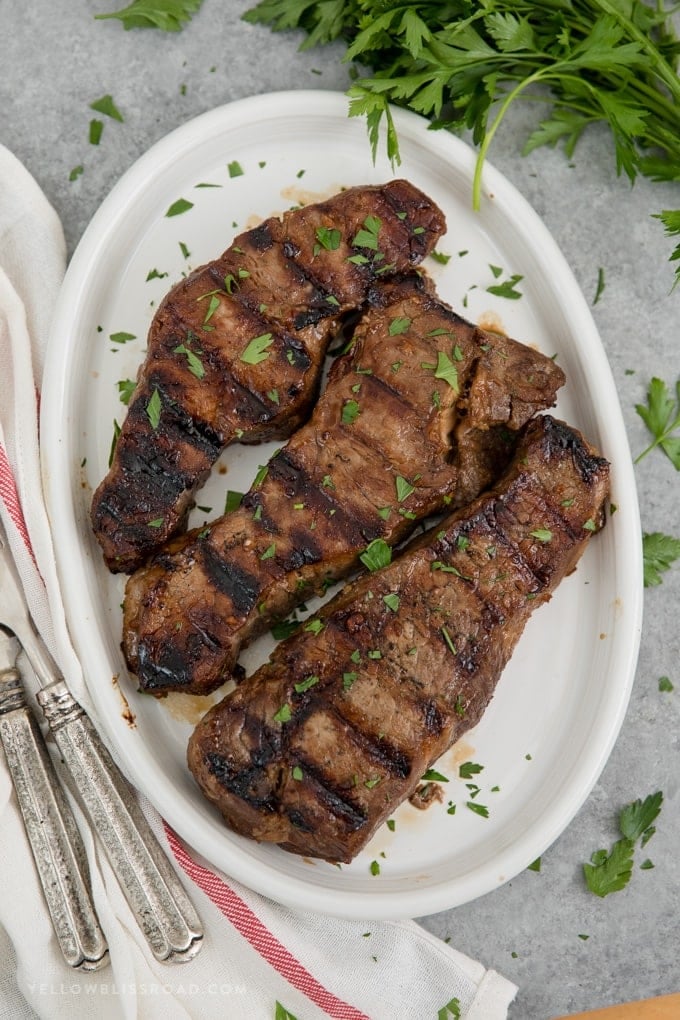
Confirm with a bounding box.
[0,444,34,559]
[165,825,370,1020]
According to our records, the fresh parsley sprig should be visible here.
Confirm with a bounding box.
[584,791,663,897]
[653,210,680,290]
[635,375,680,468]
[243,0,680,282]
[642,531,680,587]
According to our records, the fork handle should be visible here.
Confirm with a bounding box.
[0,668,109,971]
[37,680,203,964]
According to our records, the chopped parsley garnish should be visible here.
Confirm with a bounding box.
[459,762,484,779]
[291,766,303,781]
[314,226,341,251]
[437,997,461,1020]
[109,331,136,344]
[224,490,244,514]
[260,543,276,561]
[274,1003,299,1020]
[593,266,606,304]
[352,215,381,250]
[117,378,136,404]
[383,593,400,612]
[659,675,674,692]
[146,387,162,429]
[530,528,553,543]
[273,704,292,723]
[395,475,415,502]
[108,419,121,467]
[241,332,274,364]
[487,269,523,300]
[342,672,358,690]
[433,351,460,393]
[441,626,457,655]
[201,293,220,326]
[422,768,448,782]
[294,675,319,693]
[147,517,164,528]
[69,165,84,181]
[165,197,194,217]
[388,316,411,336]
[369,860,381,876]
[360,538,392,572]
[228,160,244,177]
[304,619,324,635]
[89,119,103,145]
[173,341,205,378]
[146,267,168,281]
[466,801,489,818]
[90,93,124,121]
[341,399,360,424]
[430,251,451,265]
[270,616,300,641]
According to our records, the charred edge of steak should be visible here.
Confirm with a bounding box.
[187,415,610,862]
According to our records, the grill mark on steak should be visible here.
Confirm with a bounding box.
[91,181,446,573]
[187,415,610,863]
[200,544,262,617]
[122,275,565,696]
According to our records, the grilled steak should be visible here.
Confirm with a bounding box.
[91,180,446,573]
[123,275,565,696]
[187,415,610,863]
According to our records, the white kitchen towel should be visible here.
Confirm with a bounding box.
[0,142,518,1020]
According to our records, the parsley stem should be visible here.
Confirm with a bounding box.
[473,67,551,210]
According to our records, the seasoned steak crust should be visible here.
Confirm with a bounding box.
[123,275,565,696]
[187,415,610,863]
[91,180,446,573]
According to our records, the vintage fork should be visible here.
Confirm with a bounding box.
[0,525,203,963]
[0,625,109,970]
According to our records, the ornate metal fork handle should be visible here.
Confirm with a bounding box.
[0,631,109,971]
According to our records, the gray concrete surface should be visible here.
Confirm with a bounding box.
[1,1,678,1017]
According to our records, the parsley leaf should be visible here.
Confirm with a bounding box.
[487,272,524,300]
[95,0,204,31]
[583,838,635,898]
[635,376,680,468]
[146,387,162,429]
[117,378,136,405]
[241,332,274,365]
[437,997,461,1020]
[359,538,392,572]
[653,210,680,291]
[642,531,680,587]
[89,94,124,121]
[166,197,194,217]
[274,1002,299,1020]
[619,791,663,842]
